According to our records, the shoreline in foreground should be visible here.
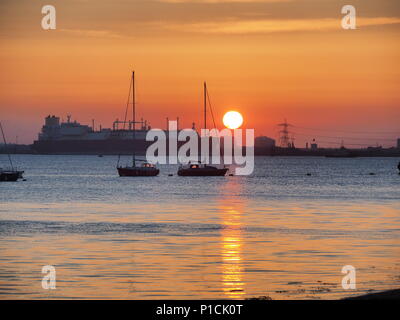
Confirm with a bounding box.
[343,289,400,300]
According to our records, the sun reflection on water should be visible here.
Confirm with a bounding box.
[220,208,245,298]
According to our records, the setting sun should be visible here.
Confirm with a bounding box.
[223,111,243,129]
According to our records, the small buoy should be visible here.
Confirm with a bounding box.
[306,173,312,176]
[168,174,173,177]
[369,172,375,175]
[22,179,27,181]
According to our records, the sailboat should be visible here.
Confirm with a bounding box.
[117,71,159,177]
[0,122,24,182]
[177,82,228,177]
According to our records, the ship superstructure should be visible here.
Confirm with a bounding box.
[38,115,151,141]
[33,115,154,154]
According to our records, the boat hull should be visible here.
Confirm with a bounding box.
[0,171,20,182]
[177,167,228,177]
[117,166,159,177]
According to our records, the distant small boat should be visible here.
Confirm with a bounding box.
[0,122,24,182]
[0,170,21,182]
[118,161,159,177]
[177,82,228,177]
[178,161,228,176]
[116,71,159,177]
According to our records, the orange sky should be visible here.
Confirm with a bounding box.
[0,0,399,146]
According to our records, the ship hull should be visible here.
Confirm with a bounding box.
[117,166,159,177]
[32,140,189,155]
[33,140,155,155]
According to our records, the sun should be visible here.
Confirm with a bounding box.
[223,111,243,129]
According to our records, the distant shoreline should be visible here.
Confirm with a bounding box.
[1,143,400,157]
[1,150,400,157]
[1,152,400,158]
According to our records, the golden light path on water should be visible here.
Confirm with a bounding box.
[220,208,245,298]
[219,177,246,298]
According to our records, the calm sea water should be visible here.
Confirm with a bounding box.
[0,155,399,299]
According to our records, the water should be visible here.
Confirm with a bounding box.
[0,155,399,299]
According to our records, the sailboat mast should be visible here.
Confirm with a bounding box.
[132,71,136,166]
[204,81,207,130]
[0,122,14,170]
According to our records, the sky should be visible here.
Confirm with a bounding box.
[0,0,399,147]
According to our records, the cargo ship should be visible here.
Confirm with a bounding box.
[32,115,158,155]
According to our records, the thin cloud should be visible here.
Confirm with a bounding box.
[59,28,123,39]
[161,17,400,34]
[158,0,292,2]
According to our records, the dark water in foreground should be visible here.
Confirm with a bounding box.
[0,155,399,299]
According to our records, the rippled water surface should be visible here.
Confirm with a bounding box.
[0,155,399,299]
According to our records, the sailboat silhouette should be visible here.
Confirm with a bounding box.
[177,82,228,177]
[117,71,159,177]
